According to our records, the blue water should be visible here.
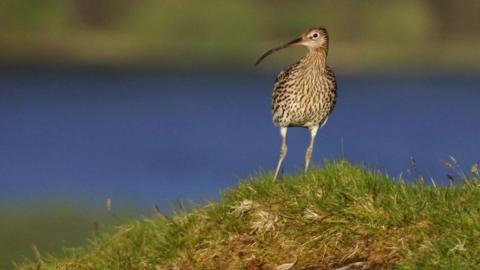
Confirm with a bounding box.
[0,70,479,209]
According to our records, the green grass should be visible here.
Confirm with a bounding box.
[17,161,480,269]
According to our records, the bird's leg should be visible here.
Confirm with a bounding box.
[274,127,288,180]
[305,125,319,172]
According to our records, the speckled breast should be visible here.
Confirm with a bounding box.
[272,69,336,128]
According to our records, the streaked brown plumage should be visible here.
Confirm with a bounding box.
[256,27,337,179]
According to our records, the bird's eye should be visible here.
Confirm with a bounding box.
[312,33,319,39]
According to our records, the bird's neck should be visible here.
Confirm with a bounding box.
[303,48,327,72]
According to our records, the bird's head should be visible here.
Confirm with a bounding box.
[255,27,329,66]
[300,27,329,50]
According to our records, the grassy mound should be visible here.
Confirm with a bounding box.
[19,161,480,269]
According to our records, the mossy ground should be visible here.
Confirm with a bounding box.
[18,161,480,269]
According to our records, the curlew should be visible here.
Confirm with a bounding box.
[255,27,337,180]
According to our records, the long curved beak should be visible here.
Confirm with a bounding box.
[255,37,303,66]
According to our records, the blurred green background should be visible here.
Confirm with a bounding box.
[1,0,479,72]
[1,0,480,268]
[1,204,93,268]
[0,201,138,269]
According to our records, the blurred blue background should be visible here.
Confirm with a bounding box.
[1,0,479,268]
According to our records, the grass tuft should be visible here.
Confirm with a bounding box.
[18,160,480,269]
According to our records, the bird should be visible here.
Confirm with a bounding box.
[255,27,337,180]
